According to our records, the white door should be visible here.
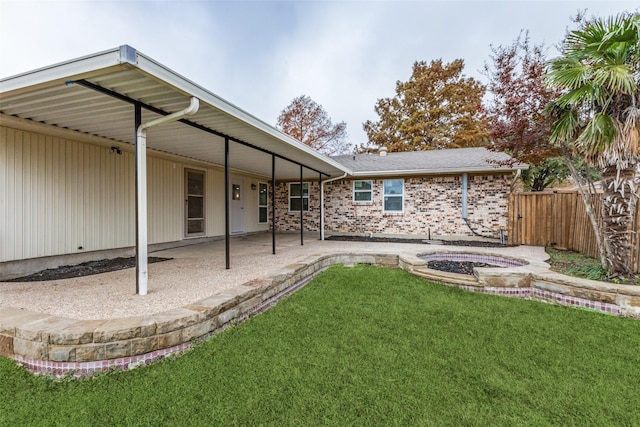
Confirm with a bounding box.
[231,179,244,233]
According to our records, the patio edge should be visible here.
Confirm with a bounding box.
[1,251,638,378]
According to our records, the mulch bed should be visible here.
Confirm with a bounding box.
[5,257,172,282]
[326,235,509,248]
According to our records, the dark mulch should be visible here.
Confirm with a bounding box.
[326,235,509,248]
[427,260,494,275]
[4,257,172,282]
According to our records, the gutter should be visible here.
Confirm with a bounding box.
[349,165,528,177]
[136,97,199,296]
[320,172,349,240]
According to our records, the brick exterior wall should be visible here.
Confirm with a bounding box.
[274,174,511,238]
[274,181,321,231]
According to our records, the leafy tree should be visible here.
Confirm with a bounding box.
[276,95,350,155]
[483,32,563,190]
[362,59,488,152]
[520,156,599,191]
[546,12,640,278]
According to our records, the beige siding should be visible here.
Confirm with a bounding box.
[1,126,136,262]
[1,124,267,263]
[148,157,181,244]
[205,168,225,237]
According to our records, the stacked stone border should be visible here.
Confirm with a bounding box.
[1,251,638,378]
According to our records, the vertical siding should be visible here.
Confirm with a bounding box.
[206,168,225,237]
[1,126,137,262]
[148,157,182,244]
[1,124,268,263]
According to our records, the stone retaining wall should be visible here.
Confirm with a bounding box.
[1,251,638,377]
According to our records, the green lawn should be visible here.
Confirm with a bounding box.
[2,264,639,426]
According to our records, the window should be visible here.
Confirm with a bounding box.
[383,179,403,212]
[353,180,373,202]
[258,182,268,223]
[289,182,309,212]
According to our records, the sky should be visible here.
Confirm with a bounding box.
[0,0,636,149]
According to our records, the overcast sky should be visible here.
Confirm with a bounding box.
[0,0,636,149]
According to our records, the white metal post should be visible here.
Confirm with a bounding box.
[135,97,199,295]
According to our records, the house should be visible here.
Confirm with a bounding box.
[274,147,525,239]
[0,45,525,287]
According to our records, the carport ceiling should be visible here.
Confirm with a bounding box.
[0,45,349,181]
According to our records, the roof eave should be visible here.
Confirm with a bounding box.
[350,165,528,177]
[1,45,352,178]
[0,46,130,95]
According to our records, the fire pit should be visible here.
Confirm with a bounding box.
[418,253,527,275]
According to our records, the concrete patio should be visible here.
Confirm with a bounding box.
[2,233,638,377]
[0,232,548,320]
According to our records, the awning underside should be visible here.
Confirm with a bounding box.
[1,67,345,180]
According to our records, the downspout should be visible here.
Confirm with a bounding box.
[461,173,468,220]
[135,97,199,295]
[320,172,348,240]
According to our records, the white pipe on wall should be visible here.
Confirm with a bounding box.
[461,173,468,220]
[136,97,199,295]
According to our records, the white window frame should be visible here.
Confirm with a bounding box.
[383,179,404,213]
[258,182,268,224]
[353,180,373,203]
[288,182,309,212]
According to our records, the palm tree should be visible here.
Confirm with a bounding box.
[546,13,640,277]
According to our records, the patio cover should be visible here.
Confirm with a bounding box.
[0,45,350,181]
[0,45,351,294]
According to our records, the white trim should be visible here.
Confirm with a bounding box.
[0,47,124,94]
[350,166,526,177]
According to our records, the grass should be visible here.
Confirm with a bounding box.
[545,247,610,281]
[2,264,639,426]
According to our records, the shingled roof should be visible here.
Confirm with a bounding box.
[331,147,526,177]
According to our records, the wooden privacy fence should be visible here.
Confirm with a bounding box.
[508,191,640,274]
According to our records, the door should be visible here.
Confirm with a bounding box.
[231,178,244,233]
[185,169,205,236]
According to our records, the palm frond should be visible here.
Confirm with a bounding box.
[553,84,595,109]
[592,64,636,94]
[545,58,590,89]
[549,107,579,144]
[577,113,617,156]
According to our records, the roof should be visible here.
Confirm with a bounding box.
[331,147,527,177]
[0,45,349,180]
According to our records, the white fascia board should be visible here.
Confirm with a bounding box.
[132,52,352,175]
[0,47,129,95]
[350,165,528,177]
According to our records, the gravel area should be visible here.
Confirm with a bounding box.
[0,234,549,320]
[5,257,172,282]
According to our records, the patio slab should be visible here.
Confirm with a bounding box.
[0,233,546,320]
[1,233,638,376]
